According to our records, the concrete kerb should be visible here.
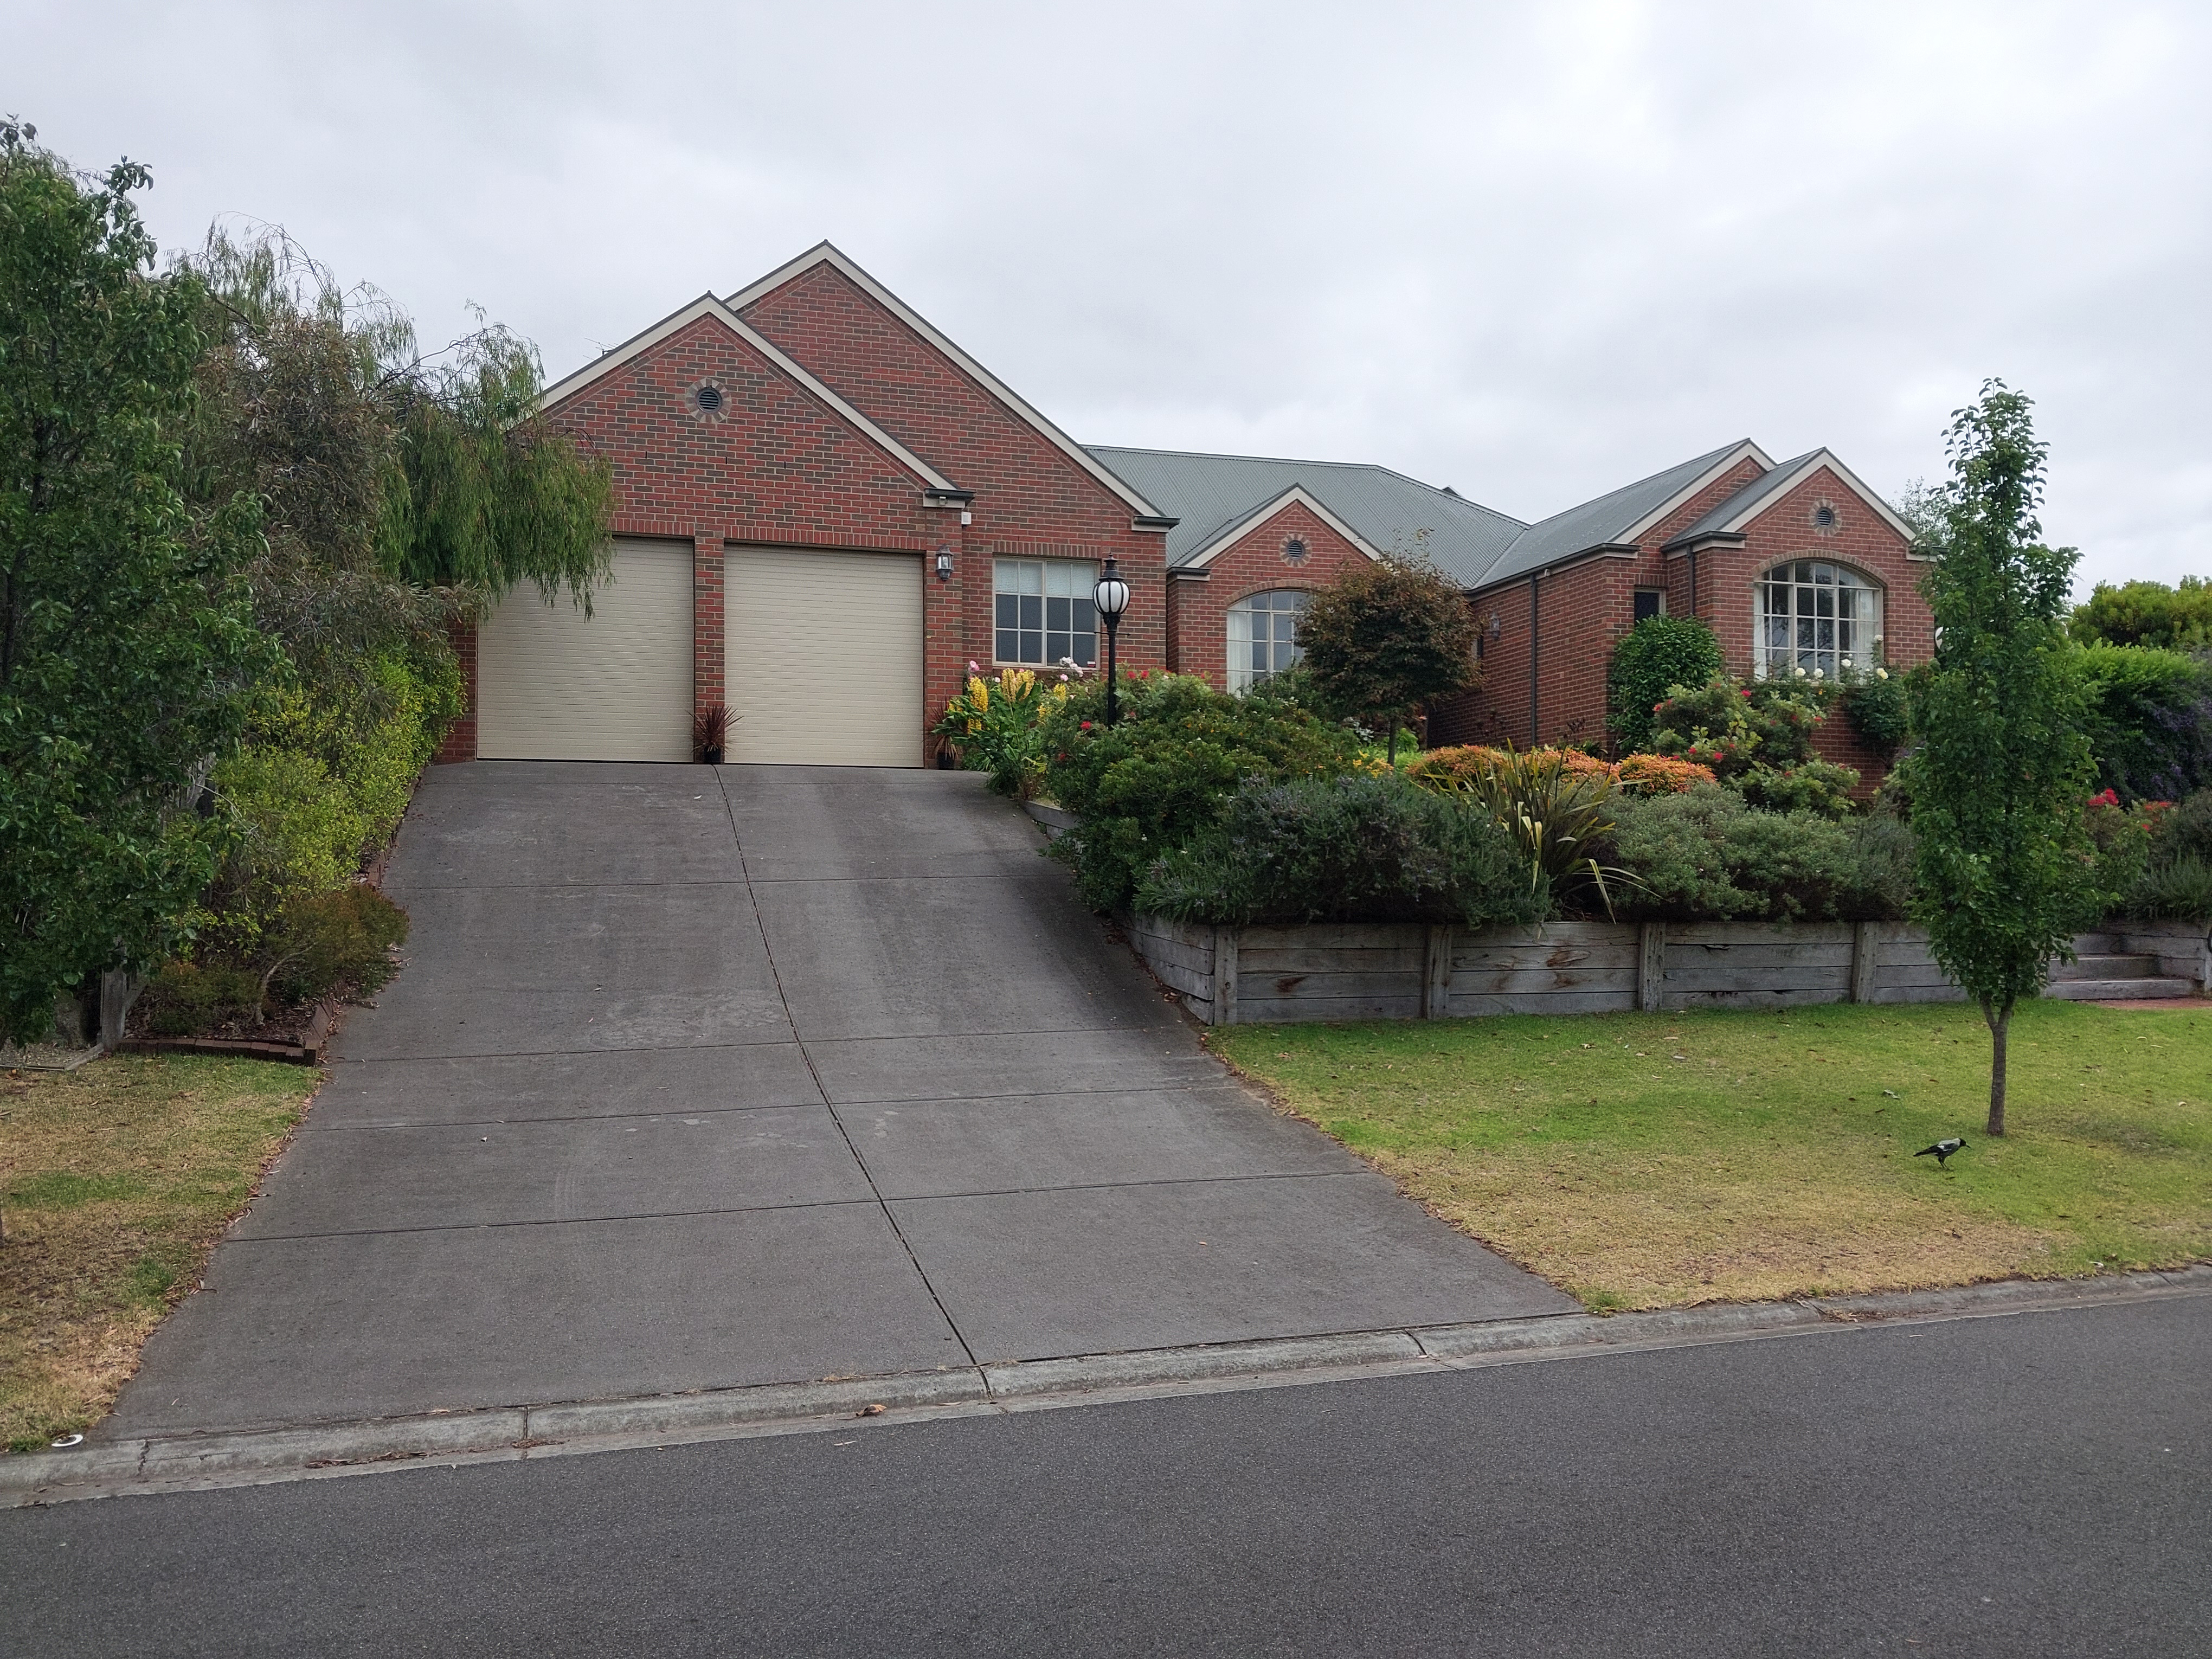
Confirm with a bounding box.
[7,1267,2205,1507]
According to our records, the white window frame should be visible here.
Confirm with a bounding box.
[1227,588,1310,693]
[993,557,1098,668]
[1754,558,1883,681]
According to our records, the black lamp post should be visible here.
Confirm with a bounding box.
[1094,557,1131,725]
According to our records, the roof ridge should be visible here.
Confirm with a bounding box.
[1084,443,1527,528]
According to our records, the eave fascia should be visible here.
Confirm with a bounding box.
[726,242,1173,524]
[538,293,960,495]
[1463,542,1637,603]
[1662,530,1747,557]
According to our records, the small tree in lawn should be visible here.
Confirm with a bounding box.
[1902,382,2093,1137]
[1295,549,1479,761]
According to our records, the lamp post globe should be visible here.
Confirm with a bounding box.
[1094,558,1131,725]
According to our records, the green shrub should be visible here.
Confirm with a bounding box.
[1607,783,1870,922]
[2069,575,2212,651]
[1606,616,1724,755]
[1137,772,1541,927]
[1843,812,1917,921]
[2157,786,2212,862]
[265,885,409,1004]
[138,962,263,1036]
[1736,757,1862,819]
[1038,672,1365,911]
[2129,854,2212,920]
[2070,642,2212,802]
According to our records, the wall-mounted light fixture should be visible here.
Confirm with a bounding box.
[935,548,954,582]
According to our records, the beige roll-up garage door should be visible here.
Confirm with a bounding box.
[725,547,922,766]
[476,539,695,761]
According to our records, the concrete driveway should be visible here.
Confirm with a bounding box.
[112,764,1571,1436]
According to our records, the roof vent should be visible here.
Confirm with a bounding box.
[1283,536,1309,565]
[695,383,724,414]
[1810,501,1838,532]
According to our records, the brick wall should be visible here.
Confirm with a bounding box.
[1165,500,1373,689]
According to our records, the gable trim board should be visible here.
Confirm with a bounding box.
[727,243,1174,530]
[538,292,961,497]
[1180,485,1387,568]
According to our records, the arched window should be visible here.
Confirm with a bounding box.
[1756,560,1883,680]
[1227,589,1309,692]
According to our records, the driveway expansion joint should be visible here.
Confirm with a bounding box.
[14,1267,2202,1507]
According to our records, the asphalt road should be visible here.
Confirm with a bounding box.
[12,1297,2208,1657]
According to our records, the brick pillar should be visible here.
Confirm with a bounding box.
[693,535,724,745]
[434,621,479,763]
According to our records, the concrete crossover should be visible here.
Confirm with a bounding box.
[106,763,1573,1440]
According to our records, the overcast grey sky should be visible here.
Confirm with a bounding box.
[14,1,2209,591]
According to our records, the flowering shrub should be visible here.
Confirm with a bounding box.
[1649,675,1858,817]
[1405,745,1617,788]
[931,664,1073,799]
[1838,658,1911,755]
[1615,753,1717,795]
[1606,615,1725,754]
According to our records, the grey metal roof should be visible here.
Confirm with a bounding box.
[1662,450,1824,545]
[1084,446,1526,586]
[1470,440,1756,591]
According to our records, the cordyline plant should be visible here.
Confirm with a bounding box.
[1901,381,2094,1137]
[1413,745,1635,917]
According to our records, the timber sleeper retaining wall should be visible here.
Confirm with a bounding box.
[1125,915,2211,1026]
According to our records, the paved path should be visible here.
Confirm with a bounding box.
[110,763,1567,1435]
[30,1295,2211,1656]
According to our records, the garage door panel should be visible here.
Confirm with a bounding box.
[725,549,923,768]
[477,540,694,762]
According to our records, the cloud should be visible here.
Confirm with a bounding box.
[14,0,2208,588]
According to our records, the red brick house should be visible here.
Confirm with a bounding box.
[442,243,1928,769]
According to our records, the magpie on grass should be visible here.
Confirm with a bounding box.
[1915,1137,1967,1167]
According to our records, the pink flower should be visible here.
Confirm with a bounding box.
[968,660,980,672]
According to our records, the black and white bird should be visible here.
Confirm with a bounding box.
[1915,1137,1967,1167]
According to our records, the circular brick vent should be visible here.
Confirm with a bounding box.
[695,383,724,414]
[1283,536,1309,565]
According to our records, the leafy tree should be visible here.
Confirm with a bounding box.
[2069,575,2212,651]
[1902,382,2093,1137]
[1606,614,1723,754]
[0,122,275,1041]
[1295,551,1479,761]
[2070,642,2212,802]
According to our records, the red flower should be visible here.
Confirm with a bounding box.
[1741,690,1752,698]
[1081,721,1093,730]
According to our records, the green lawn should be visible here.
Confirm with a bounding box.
[1211,1000,2212,1312]
[1,1054,318,1452]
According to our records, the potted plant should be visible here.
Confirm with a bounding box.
[695,703,733,765]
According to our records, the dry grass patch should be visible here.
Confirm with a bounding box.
[1212,1000,2212,1312]
[1,1054,317,1451]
